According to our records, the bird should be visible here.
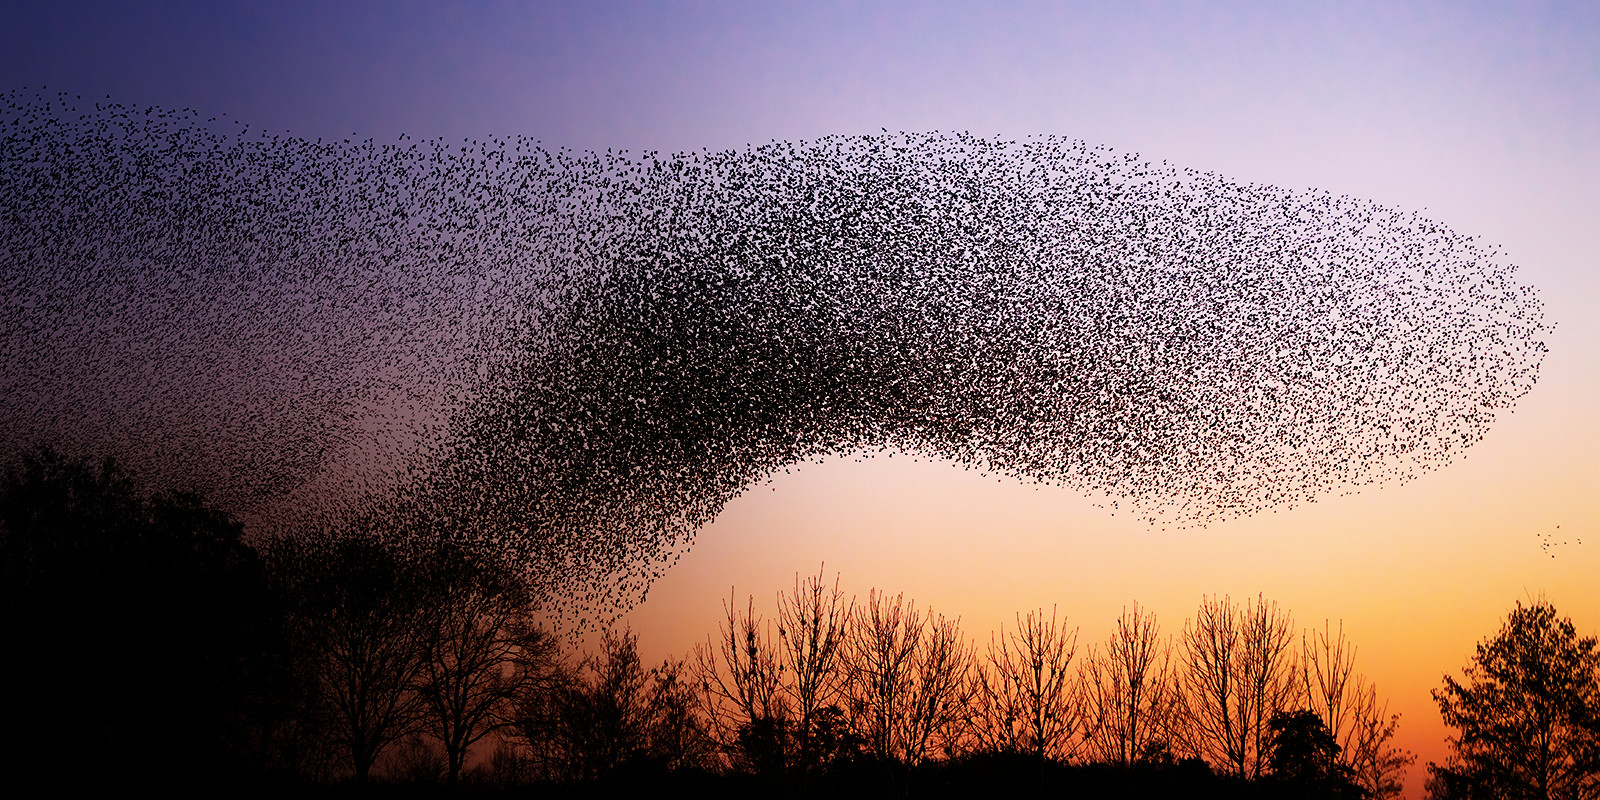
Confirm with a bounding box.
[0,89,1550,628]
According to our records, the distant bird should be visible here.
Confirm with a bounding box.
[1538,524,1582,556]
[0,89,1549,625]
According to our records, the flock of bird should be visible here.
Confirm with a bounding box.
[0,90,1548,622]
[1537,525,1583,558]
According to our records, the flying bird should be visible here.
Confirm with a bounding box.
[0,90,1549,624]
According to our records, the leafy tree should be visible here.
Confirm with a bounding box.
[1269,709,1362,798]
[1428,600,1600,800]
[0,447,289,785]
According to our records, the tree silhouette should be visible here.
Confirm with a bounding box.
[641,654,720,774]
[0,448,288,785]
[845,589,924,762]
[1178,594,1300,779]
[286,528,431,783]
[505,631,571,782]
[1081,603,1179,767]
[555,627,655,780]
[1269,709,1362,798]
[521,627,715,782]
[1428,600,1600,800]
[901,609,973,765]
[969,607,1082,762]
[412,546,547,789]
[777,567,853,776]
[695,592,790,774]
[1301,620,1414,798]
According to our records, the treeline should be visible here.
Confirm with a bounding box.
[2,449,1416,797]
[659,576,1414,799]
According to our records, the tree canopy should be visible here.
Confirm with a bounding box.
[1429,600,1600,800]
[0,447,288,785]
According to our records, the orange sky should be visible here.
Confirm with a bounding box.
[624,362,1597,796]
[618,121,1600,795]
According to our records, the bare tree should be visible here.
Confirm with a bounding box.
[846,589,925,761]
[293,533,432,783]
[1301,620,1414,798]
[1239,594,1301,779]
[901,609,974,765]
[1345,682,1414,799]
[1081,603,1178,767]
[1177,594,1299,779]
[1178,595,1241,771]
[969,607,1082,762]
[776,567,853,773]
[644,655,720,773]
[695,592,789,773]
[412,548,548,789]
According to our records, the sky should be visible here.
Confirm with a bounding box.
[4,1,1597,794]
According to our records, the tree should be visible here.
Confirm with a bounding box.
[642,655,720,773]
[1269,709,1362,798]
[1177,594,1300,779]
[288,528,432,783]
[846,589,924,761]
[777,567,853,774]
[1081,603,1179,767]
[901,609,973,765]
[0,448,290,785]
[507,634,575,782]
[969,607,1082,762]
[522,627,716,782]
[553,627,655,780]
[1428,600,1600,800]
[411,546,547,789]
[695,592,789,774]
[1302,619,1414,798]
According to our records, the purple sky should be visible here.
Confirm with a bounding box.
[6,2,1595,152]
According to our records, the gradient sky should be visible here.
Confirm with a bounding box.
[4,2,1597,795]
